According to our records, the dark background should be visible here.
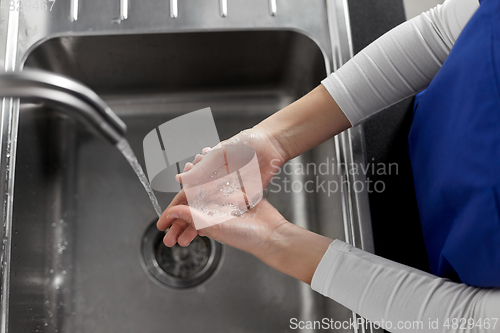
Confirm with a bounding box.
[347,0,430,272]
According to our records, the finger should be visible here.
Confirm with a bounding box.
[160,204,221,232]
[192,154,203,165]
[157,191,187,231]
[157,212,176,232]
[176,148,227,185]
[165,189,187,211]
[160,204,194,231]
[176,149,212,183]
[183,162,193,173]
[177,225,198,247]
[163,219,189,247]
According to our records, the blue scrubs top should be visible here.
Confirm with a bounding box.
[409,0,500,287]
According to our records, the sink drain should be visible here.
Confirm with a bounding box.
[142,221,223,288]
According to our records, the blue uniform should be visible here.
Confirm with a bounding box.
[409,0,500,287]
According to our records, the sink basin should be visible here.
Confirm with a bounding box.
[11,31,351,332]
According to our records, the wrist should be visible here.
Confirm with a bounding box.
[253,123,292,162]
[252,220,333,285]
[248,218,291,260]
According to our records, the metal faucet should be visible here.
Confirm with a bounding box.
[0,69,126,144]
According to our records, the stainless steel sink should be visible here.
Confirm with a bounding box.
[11,30,347,333]
[1,1,376,332]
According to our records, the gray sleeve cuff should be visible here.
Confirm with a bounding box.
[311,239,350,295]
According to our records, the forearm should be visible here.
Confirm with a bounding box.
[255,85,351,162]
[251,221,333,285]
[256,0,479,160]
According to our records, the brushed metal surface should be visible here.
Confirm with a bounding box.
[10,31,351,333]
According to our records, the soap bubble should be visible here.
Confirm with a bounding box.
[183,144,263,230]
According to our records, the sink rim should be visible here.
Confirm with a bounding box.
[19,27,332,77]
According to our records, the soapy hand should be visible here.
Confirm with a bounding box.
[176,126,287,190]
[157,126,289,249]
[157,189,288,255]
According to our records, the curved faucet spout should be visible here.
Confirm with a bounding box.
[0,69,127,144]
